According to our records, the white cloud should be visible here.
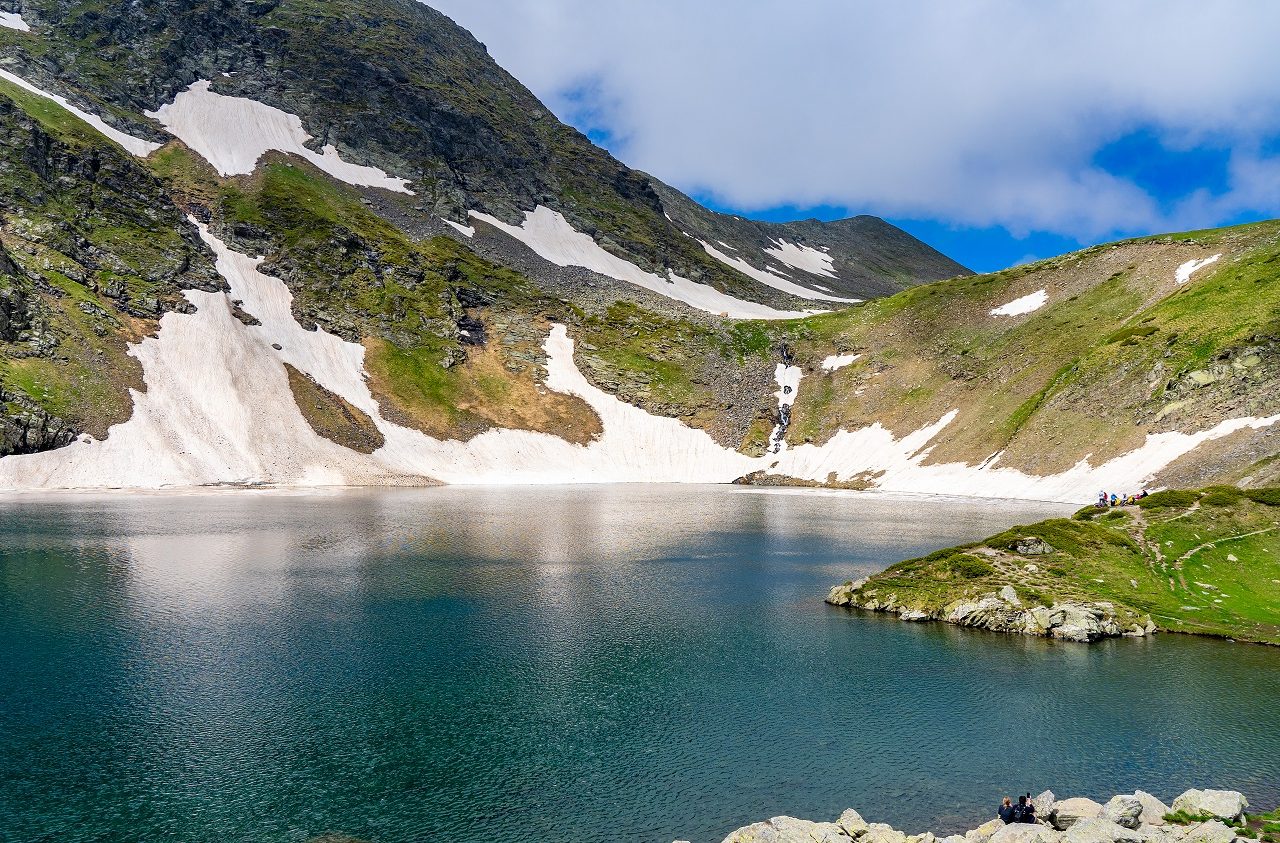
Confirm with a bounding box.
[427,0,1280,239]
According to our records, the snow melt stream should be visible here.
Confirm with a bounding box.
[146,80,413,193]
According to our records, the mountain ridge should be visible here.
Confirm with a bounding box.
[0,0,1276,498]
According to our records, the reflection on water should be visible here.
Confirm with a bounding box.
[1,487,1277,843]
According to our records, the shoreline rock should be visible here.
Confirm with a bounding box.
[708,789,1249,843]
[826,581,1156,643]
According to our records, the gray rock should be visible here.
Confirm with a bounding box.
[1036,791,1059,825]
[1183,821,1236,843]
[839,809,869,838]
[1102,796,1144,830]
[1053,798,1104,831]
[1171,790,1248,823]
[967,819,1009,843]
[988,823,1060,843]
[1063,818,1144,843]
[863,823,908,843]
[1133,792,1171,827]
[1015,538,1055,555]
[721,816,851,843]
[941,836,968,843]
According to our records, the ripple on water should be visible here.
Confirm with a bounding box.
[0,486,1277,843]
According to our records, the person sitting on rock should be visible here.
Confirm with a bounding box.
[998,797,1016,824]
[1013,795,1036,824]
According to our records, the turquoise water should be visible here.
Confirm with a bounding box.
[2,486,1279,843]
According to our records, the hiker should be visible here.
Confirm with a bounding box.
[1110,493,1119,507]
[1013,794,1036,824]
[1098,491,1109,508]
[999,797,1016,824]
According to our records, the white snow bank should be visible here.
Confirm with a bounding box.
[0,11,30,31]
[699,240,858,304]
[0,69,160,157]
[146,80,412,193]
[442,219,475,238]
[768,364,803,453]
[0,223,1272,501]
[820,353,860,372]
[764,239,838,278]
[469,206,814,320]
[770,411,1280,502]
[1175,254,1221,284]
[990,288,1047,317]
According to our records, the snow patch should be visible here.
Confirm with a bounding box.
[699,240,858,303]
[768,364,803,453]
[821,353,860,372]
[146,80,412,193]
[764,239,838,278]
[0,69,160,157]
[469,206,815,320]
[0,11,30,31]
[442,219,475,238]
[1175,254,1221,284]
[990,288,1047,317]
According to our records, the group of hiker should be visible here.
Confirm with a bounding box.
[998,795,1037,825]
[1097,489,1150,508]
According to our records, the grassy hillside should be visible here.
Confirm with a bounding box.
[769,221,1280,484]
[831,487,1280,643]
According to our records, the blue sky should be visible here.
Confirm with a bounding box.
[431,1,1280,273]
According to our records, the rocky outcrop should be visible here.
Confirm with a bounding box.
[826,581,1157,643]
[707,789,1252,843]
[1171,791,1249,823]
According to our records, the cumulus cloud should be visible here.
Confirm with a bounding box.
[427,0,1280,239]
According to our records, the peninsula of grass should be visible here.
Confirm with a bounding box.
[830,487,1280,644]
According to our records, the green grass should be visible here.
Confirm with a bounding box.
[837,488,1280,643]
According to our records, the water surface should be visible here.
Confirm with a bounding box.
[2,486,1278,843]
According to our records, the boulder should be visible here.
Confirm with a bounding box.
[966,819,1009,843]
[1102,796,1144,830]
[839,809,869,838]
[988,822,1060,843]
[1015,538,1055,555]
[1053,798,1104,831]
[941,837,967,843]
[864,823,908,843]
[721,816,850,843]
[1036,792,1059,826]
[1171,790,1248,823]
[1063,818,1145,843]
[1183,821,1236,843]
[907,833,937,843]
[1133,792,1171,827]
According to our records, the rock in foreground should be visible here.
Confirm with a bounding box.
[711,789,1253,843]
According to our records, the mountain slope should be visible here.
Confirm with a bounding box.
[0,0,966,309]
[0,0,1276,497]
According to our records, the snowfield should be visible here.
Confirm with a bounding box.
[0,225,1273,501]
[146,80,413,193]
[0,11,30,31]
[0,69,161,157]
[698,240,858,304]
[821,353,860,372]
[1176,254,1221,284]
[470,207,815,320]
[764,239,838,278]
[990,288,1047,316]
